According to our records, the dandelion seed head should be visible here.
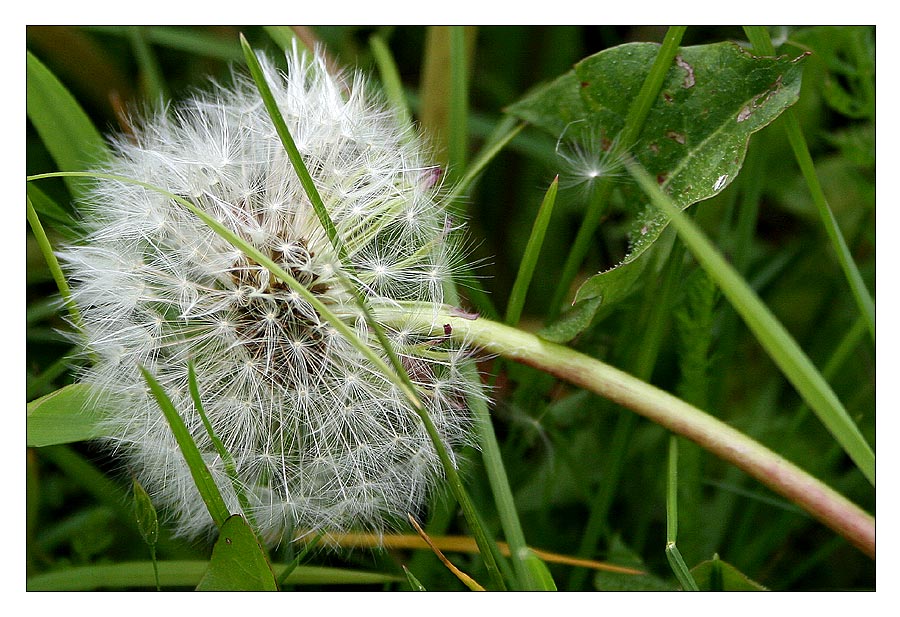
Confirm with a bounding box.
[60,49,481,544]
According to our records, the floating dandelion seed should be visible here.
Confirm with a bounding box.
[60,49,481,543]
[554,120,625,193]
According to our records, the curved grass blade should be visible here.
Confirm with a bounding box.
[403,566,427,591]
[626,158,875,485]
[665,436,699,591]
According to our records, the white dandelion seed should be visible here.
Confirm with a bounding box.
[59,49,482,544]
[554,120,625,193]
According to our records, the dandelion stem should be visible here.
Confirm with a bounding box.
[375,304,876,559]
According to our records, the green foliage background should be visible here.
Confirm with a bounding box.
[26,25,875,591]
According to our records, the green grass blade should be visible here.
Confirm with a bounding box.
[665,544,699,591]
[743,26,874,342]
[27,384,110,446]
[139,366,231,528]
[237,37,507,589]
[187,361,256,529]
[665,437,699,593]
[666,436,679,544]
[370,33,412,127]
[447,26,469,183]
[128,26,167,102]
[505,176,559,326]
[626,158,875,485]
[549,25,687,316]
[26,561,401,590]
[26,50,109,200]
[26,197,83,333]
[239,34,344,258]
[82,26,243,60]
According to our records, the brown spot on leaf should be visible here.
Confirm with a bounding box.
[657,172,668,185]
[737,75,785,123]
[648,142,659,154]
[580,81,590,88]
[665,130,686,144]
[675,55,695,88]
[663,91,674,103]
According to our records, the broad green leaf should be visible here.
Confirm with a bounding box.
[507,42,805,322]
[26,560,401,590]
[196,515,278,591]
[26,50,109,200]
[691,555,767,591]
[26,383,111,447]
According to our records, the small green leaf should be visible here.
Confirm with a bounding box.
[132,479,159,547]
[196,515,278,591]
[520,549,558,591]
[27,384,111,447]
[691,555,767,591]
[26,50,109,200]
[403,565,427,591]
